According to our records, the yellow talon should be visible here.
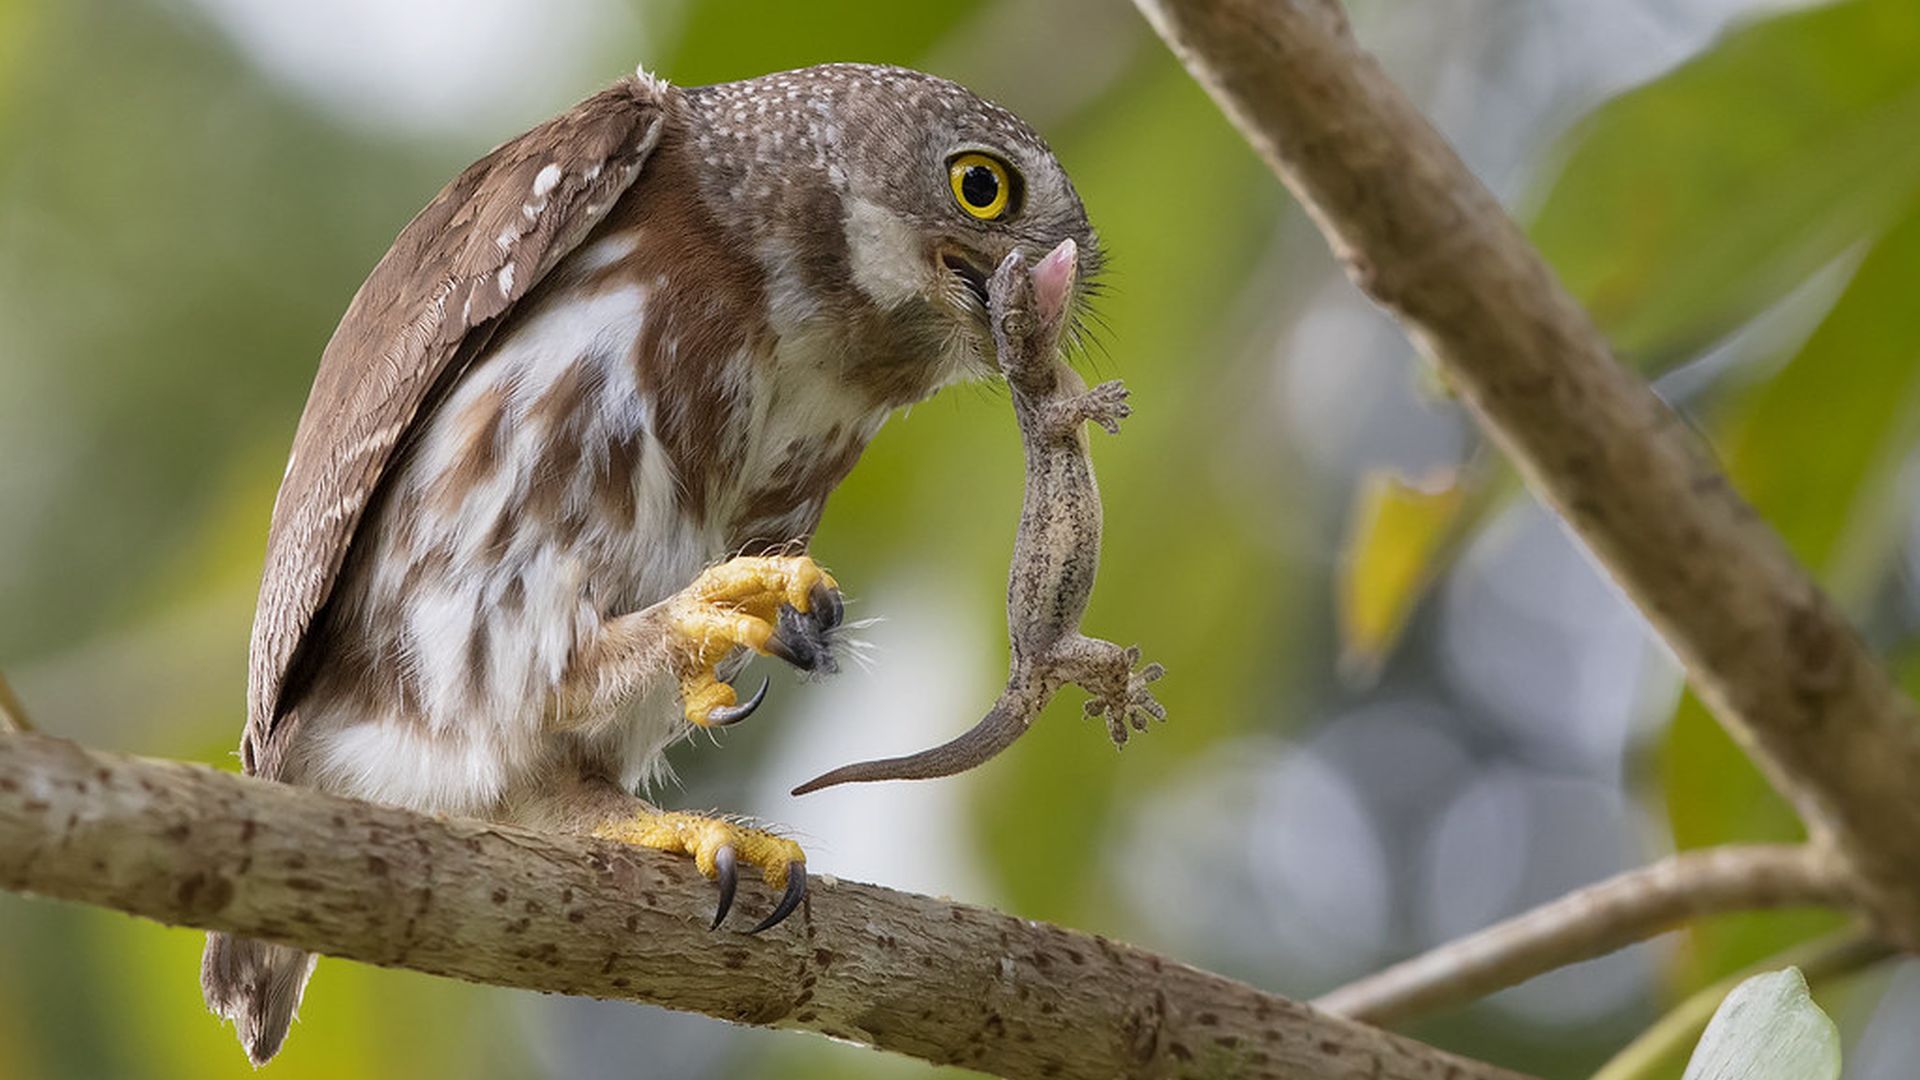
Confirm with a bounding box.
[595,810,807,931]
[684,554,836,619]
[665,555,841,727]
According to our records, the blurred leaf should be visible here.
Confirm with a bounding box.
[1366,0,1920,669]
[1680,968,1840,1080]
[665,0,984,84]
[1531,0,1920,360]
[1662,191,1920,983]
[1714,191,1920,604]
[1662,690,1839,986]
[1336,468,1468,673]
[0,0,40,125]
[0,0,447,664]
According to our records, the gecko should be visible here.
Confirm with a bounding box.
[793,238,1164,795]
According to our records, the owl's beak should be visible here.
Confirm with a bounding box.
[940,251,992,311]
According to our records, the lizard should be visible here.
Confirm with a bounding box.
[793,238,1164,795]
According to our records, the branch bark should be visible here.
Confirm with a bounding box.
[1314,845,1858,1025]
[0,733,1528,1080]
[1133,0,1920,947]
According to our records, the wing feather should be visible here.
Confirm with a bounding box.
[244,77,668,769]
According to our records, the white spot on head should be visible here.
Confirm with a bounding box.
[843,197,928,309]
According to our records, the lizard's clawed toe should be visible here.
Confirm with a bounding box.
[1085,653,1167,747]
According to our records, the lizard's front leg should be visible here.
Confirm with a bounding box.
[1037,378,1131,438]
[1051,634,1167,747]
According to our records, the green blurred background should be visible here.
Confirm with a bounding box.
[4,0,1919,1077]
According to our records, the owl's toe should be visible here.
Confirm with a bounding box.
[594,810,807,932]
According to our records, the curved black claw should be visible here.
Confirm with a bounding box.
[765,610,819,670]
[809,581,844,631]
[769,605,838,676]
[706,677,770,727]
[711,845,738,930]
[748,863,807,934]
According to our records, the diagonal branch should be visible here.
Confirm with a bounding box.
[1133,0,1920,947]
[1314,845,1859,1025]
[0,733,1529,1080]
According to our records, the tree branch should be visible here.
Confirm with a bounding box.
[0,733,1528,1080]
[1133,0,1920,947]
[1314,845,1858,1025]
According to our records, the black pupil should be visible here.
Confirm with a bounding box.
[961,164,999,209]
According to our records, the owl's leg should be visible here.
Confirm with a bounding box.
[562,554,843,726]
[510,776,806,932]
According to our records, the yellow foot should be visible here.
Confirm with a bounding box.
[667,555,844,728]
[595,810,807,932]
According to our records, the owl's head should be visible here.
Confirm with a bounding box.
[685,64,1099,384]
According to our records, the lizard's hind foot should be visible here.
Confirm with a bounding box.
[1083,645,1167,747]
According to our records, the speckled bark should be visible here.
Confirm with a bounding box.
[1135,0,1920,949]
[0,734,1528,1080]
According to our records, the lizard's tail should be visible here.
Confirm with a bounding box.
[202,931,317,1066]
[791,696,1029,795]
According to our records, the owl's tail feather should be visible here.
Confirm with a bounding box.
[202,932,317,1066]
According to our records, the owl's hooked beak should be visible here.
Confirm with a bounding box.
[940,251,993,312]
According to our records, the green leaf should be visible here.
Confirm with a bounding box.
[1715,190,1920,605]
[1662,186,1920,989]
[663,0,983,85]
[1531,0,1920,361]
[1681,969,1840,1080]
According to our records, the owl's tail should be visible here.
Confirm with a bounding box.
[202,932,317,1066]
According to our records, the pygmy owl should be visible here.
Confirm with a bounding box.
[199,62,1098,1064]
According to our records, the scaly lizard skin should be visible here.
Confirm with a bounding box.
[793,239,1163,794]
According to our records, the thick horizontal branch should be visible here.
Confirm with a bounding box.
[1133,0,1920,946]
[1314,845,1857,1025]
[0,733,1528,1080]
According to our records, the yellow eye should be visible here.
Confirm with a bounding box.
[948,152,1012,220]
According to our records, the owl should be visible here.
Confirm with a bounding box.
[199,62,1098,1064]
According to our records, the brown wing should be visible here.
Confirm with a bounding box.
[244,75,668,771]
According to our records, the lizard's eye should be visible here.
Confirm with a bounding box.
[948,152,1015,221]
